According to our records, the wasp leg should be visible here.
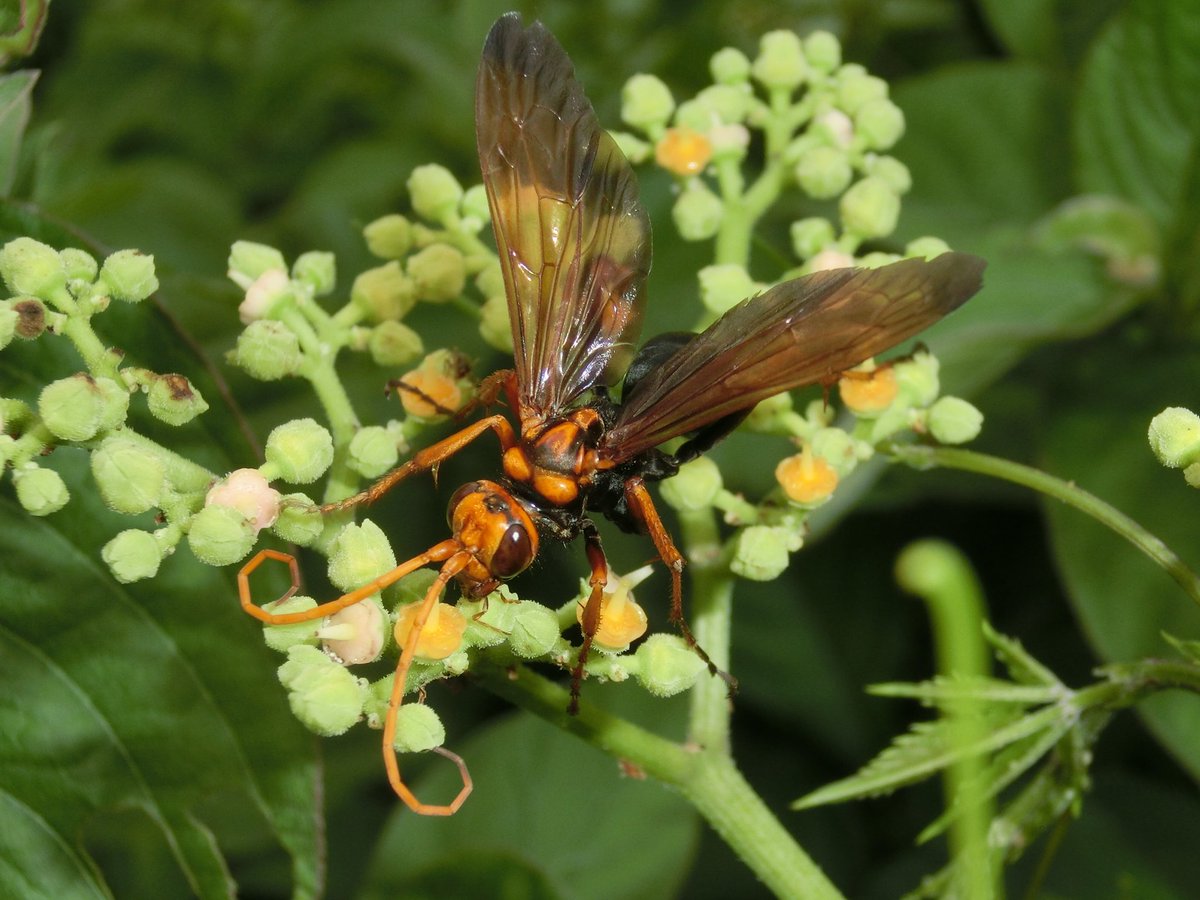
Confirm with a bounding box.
[320,413,518,514]
[623,477,738,696]
[569,519,610,715]
[237,540,461,625]
[383,549,474,815]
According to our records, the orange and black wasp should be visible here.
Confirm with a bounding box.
[238,13,986,815]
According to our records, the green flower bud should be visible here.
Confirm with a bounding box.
[321,596,388,664]
[38,374,111,441]
[262,595,321,653]
[730,525,792,581]
[865,155,912,194]
[391,703,446,753]
[795,145,852,200]
[408,164,463,224]
[0,238,66,298]
[905,236,951,260]
[91,436,166,514]
[804,31,842,73]
[673,99,713,134]
[837,70,888,114]
[0,304,16,349]
[233,320,303,380]
[474,260,505,298]
[790,217,836,260]
[508,601,562,659]
[265,418,334,484]
[95,377,131,432]
[351,261,417,322]
[60,248,98,283]
[368,319,424,368]
[743,391,794,431]
[839,176,901,239]
[237,268,292,323]
[327,519,396,593]
[348,426,399,478]
[407,243,466,303]
[634,634,705,697]
[859,251,901,269]
[868,403,912,444]
[672,182,723,241]
[752,31,807,90]
[13,466,69,516]
[292,251,336,296]
[810,426,860,476]
[479,293,514,352]
[710,47,752,85]
[893,351,940,407]
[147,374,208,426]
[610,130,652,164]
[459,184,491,231]
[363,214,414,260]
[98,249,158,303]
[272,494,324,547]
[102,529,163,583]
[659,456,722,511]
[854,98,905,151]
[698,263,758,315]
[1149,407,1200,468]
[227,241,287,288]
[927,396,983,444]
[187,504,256,566]
[11,297,46,339]
[621,73,675,130]
[695,84,751,125]
[1185,462,1200,489]
[278,645,365,737]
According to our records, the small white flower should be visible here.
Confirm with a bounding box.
[206,467,282,530]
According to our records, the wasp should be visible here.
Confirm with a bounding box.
[238,13,985,815]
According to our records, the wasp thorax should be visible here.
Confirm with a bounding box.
[447,480,538,580]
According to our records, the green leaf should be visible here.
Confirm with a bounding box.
[1163,632,1200,666]
[1074,1,1200,231]
[0,0,49,64]
[361,712,700,900]
[0,71,36,198]
[984,623,1062,687]
[1041,349,1200,783]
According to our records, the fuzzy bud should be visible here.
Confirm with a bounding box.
[634,634,706,697]
[893,351,940,407]
[854,98,905,151]
[790,217,836,260]
[752,31,807,90]
[292,251,336,296]
[1149,408,1200,468]
[187,504,256,566]
[228,241,287,289]
[839,176,901,240]
[327,519,396,593]
[710,47,752,85]
[91,436,166,514]
[39,374,113,441]
[13,466,69,516]
[731,525,793,581]
[351,261,417,322]
[261,595,321,652]
[147,374,208,426]
[795,146,852,200]
[836,71,888,114]
[407,243,466,303]
[866,155,912,195]
[927,397,983,445]
[659,456,723,511]
[621,74,675,130]
[804,31,842,73]
[272,494,325,547]
[407,164,463,224]
[672,181,723,241]
[459,184,491,232]
[696,85,751,125]
[233,319,303,380]
[368,320,424,368]
[60,248,98,283]
[508,601,562,659]
[0,238,66,298]
[102,529,163,583]
[391,704,446,753]
[809,427,860,476]
[98,249,158,302]
[363,214,414,260]
[347,425,399,478]
[698,263,759,315]
[265,419,334,484]
[278,645,365,736]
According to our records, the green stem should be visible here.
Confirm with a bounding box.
[474,659,843,899]
[884,444,1200,610]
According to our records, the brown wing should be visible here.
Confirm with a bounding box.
[601,252,986,461]
[477,13,651,421]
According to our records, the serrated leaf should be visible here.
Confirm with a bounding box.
[869,675,1061,707]
[794,703,1067,810]
[984,622,1061,687]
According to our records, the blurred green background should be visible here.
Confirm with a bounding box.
[1,0,1199,897]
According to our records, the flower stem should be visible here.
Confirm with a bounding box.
[883,444,1200,610]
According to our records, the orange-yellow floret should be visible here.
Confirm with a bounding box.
[838,365,898,414]
[398,364,463,418]
[577,569,650,651]
[655,127,713,176]
[775,447,839,505]
[393,601,467,660]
